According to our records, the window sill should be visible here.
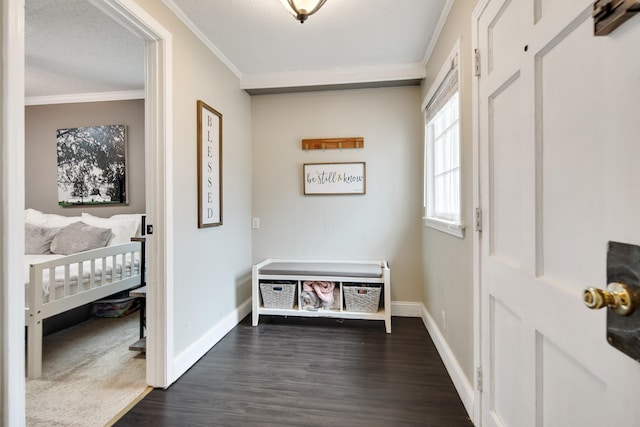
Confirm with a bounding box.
[423,217,465,239]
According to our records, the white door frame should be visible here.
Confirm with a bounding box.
[94,0,175,389]
[471,0,491,425]
[1,0,174,423]
[2,0,26,424]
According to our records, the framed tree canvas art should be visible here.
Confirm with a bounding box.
[56,124,128,207]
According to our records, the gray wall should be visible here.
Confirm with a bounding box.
[251,86,424,302]
[0,18,5,423]
[421,0,479,383]
[135,0,253,356]
[25,99,146,216]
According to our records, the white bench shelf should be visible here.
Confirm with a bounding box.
[251,259,391,333]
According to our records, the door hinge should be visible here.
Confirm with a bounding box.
[474,49,481,77]
[475,207,483,232]
[476,367,483,391]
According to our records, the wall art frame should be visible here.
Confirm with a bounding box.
[303,162,366,195]
[197,100,223,227]
[56,124,128,207]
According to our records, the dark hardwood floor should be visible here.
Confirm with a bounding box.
[115,315,473,427]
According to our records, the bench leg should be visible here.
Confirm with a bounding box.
[252,270,260,326]
[252,294,259,326]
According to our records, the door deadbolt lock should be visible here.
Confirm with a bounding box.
[584,282,635,316]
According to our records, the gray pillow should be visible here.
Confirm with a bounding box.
[25,223,61,254]
[50,221,112,255]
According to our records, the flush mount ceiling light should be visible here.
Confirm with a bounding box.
[280,0,328,23]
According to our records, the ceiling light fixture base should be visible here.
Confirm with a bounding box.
[280,0,328,24]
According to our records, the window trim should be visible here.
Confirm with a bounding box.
[422,39,465,239]
[423,216,465,238]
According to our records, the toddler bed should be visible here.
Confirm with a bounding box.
[24,209,145,378]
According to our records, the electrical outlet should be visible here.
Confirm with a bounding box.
[252,217,260,229]
[441,310,446,331]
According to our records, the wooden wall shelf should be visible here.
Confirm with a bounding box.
[302,137,364,151]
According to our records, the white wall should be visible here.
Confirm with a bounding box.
[134,0,253,356]
[421,0,478,382]
[0,10,5,421]
[25,100,146,216]
[252,86,424,302]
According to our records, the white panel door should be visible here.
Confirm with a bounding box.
[475,0,640,426]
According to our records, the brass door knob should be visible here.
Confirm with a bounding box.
[583,282,635,316]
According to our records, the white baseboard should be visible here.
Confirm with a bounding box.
[172,297,252,381]
[391,301,423,317]
[421,305,475,420]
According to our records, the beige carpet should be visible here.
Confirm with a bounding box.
[26,313,148,427]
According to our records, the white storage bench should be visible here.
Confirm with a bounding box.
[252,259,391,333]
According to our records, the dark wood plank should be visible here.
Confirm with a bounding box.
[301,137,364,150]
[115,316,474,427]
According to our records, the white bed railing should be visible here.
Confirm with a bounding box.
[25,241,143,378]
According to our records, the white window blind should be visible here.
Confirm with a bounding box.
[423,50,464,238]
[424,55,459,123]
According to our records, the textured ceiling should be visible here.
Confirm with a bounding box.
[25,0,449,100]
[25,0,144,100]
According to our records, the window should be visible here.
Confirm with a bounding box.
[423,42,464,238]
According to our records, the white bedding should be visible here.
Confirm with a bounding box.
[25,253,140,304]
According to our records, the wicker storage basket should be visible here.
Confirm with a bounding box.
[260,282,297,309]
[343,285,381,313]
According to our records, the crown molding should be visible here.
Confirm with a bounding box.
[422,0,455,65]
[25,90,145,106]
[161,0,242,79]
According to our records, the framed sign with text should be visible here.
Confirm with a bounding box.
[303,162,366,195]
[197,100,222,227]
